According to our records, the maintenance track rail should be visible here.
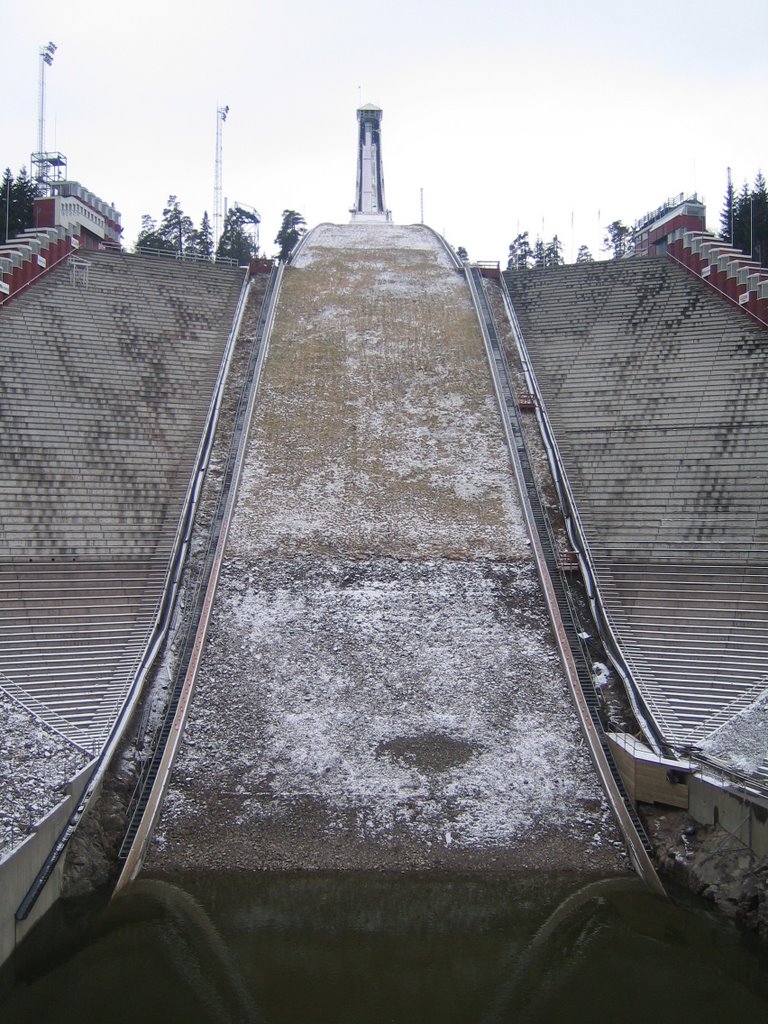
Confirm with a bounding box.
[466,265,665,896]
[113,262,284,889]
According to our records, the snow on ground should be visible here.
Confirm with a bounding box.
[0,686,90,858]
[701,689,768,775]
[148,224,624,874]
[150,557,617,871]
[292,223,453,265]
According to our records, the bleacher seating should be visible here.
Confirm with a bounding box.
[668,228,768,324]
[0,250,244,752]
[505,257,768,765]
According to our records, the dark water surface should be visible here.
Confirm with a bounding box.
[2,872,767,1023]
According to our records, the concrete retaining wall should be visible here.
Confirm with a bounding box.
[607,732,691,809]
[689,774,768,861]
[0,760,96,967]
[607,731,768,861]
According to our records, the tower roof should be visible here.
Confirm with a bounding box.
[357,103,382,112]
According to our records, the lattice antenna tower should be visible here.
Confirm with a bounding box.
[37,42,56,157]
[32,42,67,192]
[214,104,229,252]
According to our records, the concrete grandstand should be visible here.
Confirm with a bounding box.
[504,256,768,782]
[0,244,247,961]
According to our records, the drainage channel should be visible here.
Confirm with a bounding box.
[466,265,663,893]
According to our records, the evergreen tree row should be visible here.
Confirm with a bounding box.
[720,171,768,266]
[507,220,636,269]
[506,232,571,271]
[0,167,42,243]
[135,196,260,264]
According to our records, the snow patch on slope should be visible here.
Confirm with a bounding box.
[158,559,609,853]
[0,687,89,856]
[701,689,768,774]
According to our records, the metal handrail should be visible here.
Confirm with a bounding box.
[497,270,667,756]
[113,260,284,891]
[117,263,280,848]
[133,245,239,267]
[498,268,768,801]
[465,265,665,896]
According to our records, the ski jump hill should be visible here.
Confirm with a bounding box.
[2,215,768,963]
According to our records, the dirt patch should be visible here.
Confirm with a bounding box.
[376,734,479,774]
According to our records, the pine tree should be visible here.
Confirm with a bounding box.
[159,196,194,255]
[0,168,12,243]
[135,214,167,251]
[507,231,532,271]
[10,168,40,235]
[751,171,768,266]
[274,210,306,261]
[545,235,564,268]
[603,220,631,260]
[1,166,41,242]
[575,244,593,264]
[733,181,751,257]
[533,237,547,269]
[719,174,735,244]
[195,211,214,260]
[724,174,768,266]
[217,207,259,264]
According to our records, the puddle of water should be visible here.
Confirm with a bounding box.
[2,872,767,1023]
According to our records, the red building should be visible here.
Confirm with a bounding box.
[2,182,122,304]
[34,181,122,249]
[632,193,706,257]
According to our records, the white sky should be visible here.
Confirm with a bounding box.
[2,0,766,263]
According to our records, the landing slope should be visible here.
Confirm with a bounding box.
[148,224,623,873]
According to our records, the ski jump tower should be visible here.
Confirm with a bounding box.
[351,104,393,222]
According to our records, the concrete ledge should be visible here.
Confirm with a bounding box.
[0,759,96,967]
[688,773,768,860]
[607,732,692,809]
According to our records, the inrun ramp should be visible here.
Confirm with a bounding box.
[0,251,244,753]
[505,257,768,776]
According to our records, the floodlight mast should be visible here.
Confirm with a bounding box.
[214,104,229,253]
[36,42,56,181]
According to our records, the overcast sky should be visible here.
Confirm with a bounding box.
[2,0,766,263]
